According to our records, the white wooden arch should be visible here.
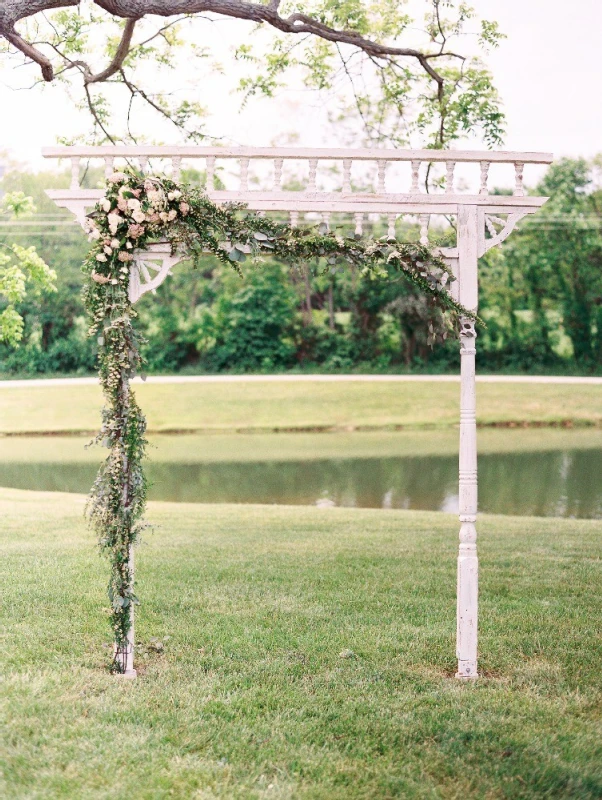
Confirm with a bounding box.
[43,145,552,678]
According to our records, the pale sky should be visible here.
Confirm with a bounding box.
[0,0,600,169]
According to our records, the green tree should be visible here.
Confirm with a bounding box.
[204,264,298,372]
[0,190,56,347]
[497,159,602,368]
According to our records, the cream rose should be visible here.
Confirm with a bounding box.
[107,212,123,235]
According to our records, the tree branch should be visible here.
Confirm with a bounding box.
[3,25,54,80]
[93,0,451,89]
[83,82,117,143]
[87,18,138,83]
[2,0,459,91]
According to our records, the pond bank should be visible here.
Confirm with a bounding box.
[2,429,601,517]
[0,378,601,434]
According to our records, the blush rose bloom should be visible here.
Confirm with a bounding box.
[127,224,145,239]
[107,172,128,184]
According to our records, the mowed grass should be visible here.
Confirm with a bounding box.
[0,379,601,434]
[2,488,602,799]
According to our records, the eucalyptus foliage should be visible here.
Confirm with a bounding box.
[83,169,473,671]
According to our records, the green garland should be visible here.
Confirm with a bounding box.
[82,169,474,673]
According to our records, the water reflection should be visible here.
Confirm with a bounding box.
[0,447,601,518]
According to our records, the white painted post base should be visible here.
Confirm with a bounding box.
[113,548,136,678]
[456,517,478,679]
[113,643,136,678]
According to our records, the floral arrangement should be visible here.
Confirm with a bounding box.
[83,169,474,672]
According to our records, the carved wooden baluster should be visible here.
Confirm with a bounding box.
[445,161,456,194]
[456,203,479,680]
[104,156,114,179]
[322,212,331,230]
[138,156,149,174]
[387,213,397,240]
[239,157,250,191]
[308,159,318,192]
[377,160,386,193]
[290,211,300,228]
[514,162,525,197]
[206,156,216,192]
[70,157,80,190]
[419,214,429,245]
[342,159,352,193]
[171,156,182,182]
[354,212,364,237]
[410,160,421,193]
[273,158,283,190]
[479,161,490,195]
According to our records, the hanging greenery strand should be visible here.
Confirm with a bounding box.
[82,169,475,672]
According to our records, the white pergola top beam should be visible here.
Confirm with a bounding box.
[42,145,553,164]
[43,146,550,227]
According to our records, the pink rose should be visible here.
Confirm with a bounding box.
[118,251,134,263]
[127,224,145,239]
[179,202,190,216]
[107,172,128,184]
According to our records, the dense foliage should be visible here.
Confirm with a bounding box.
[2,157,601,378]
[0,191,56,346]
[0,159,602,375]
[82,169,469,669]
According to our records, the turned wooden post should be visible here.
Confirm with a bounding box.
[456,204,479,679]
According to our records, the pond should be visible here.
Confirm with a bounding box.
[1,428,601,518]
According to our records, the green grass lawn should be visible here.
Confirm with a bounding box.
[2,488,601,799]
[0,379,601,434]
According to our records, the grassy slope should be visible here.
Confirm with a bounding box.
[2,488,601,799]
[0,380,601,434]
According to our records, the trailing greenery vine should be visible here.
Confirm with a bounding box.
[82,169,474,672]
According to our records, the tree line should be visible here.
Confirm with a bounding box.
[0,156,600,376]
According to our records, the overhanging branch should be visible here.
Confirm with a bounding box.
[2,0,454,89]
[3,25,54,80]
